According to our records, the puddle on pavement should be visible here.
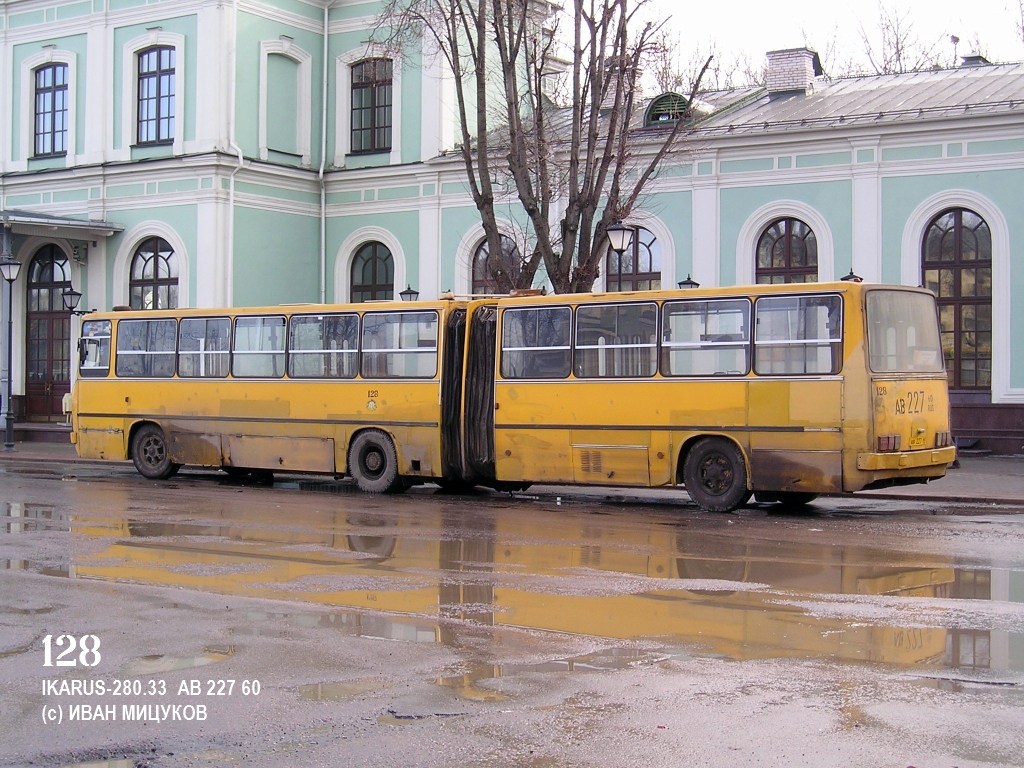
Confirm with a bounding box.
[12,501,1024,680]
[2,559,71,577]
[1,501,69,532]
[121,646,235,676]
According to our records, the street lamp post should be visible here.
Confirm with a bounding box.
[1,231,23,452]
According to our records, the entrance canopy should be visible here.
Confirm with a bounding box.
[1,209,122,246]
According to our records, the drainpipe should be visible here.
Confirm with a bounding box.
[226,0,245,307]
[318,2,333,303]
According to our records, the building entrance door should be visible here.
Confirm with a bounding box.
[25,246,71,422]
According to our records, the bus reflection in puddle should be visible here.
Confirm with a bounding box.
[63,505,1023,683]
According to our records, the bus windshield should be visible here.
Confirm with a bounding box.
[866,290,945,373]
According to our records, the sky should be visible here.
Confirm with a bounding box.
[650,0,1024,75]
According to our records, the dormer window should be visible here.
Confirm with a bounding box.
[645,93,687,126]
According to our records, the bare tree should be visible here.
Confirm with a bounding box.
[376,0,710,294]
[857,2,943,74]
[650,32,765,91]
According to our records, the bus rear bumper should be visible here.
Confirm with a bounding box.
[857,446,957,471]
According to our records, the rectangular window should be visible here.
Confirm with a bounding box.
[351,58,392,154]
[289,313,360,378]
[34,64,68,157]
[662,299,751,376]
[754,294,842,375]
[866,290,945,373]
[137,46,175,145]
[178,318,230,378]
[360,311,438,378]
[115,319,177,378]
[501,306,571,379]
[78,320,111,377]
[575,303,657,378]
[232,316,286,378]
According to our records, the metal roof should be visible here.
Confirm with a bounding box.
[688,62,1024,136]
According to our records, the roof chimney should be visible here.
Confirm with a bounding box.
[765,47,823,95]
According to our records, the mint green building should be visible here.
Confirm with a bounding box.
[1,1,1022,451]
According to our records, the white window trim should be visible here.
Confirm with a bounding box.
[19,49,78,167]
[113,222,190,309]
[120,31,186,156]
[334,46,401,167]
[735,201,835,285]
[259,39,312,164]
[901,190,1014,403]
[335,227,406,303]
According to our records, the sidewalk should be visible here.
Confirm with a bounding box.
[1,439,1021,506]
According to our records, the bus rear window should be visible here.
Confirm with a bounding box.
[79,320,111,377]
[867,290,945,373]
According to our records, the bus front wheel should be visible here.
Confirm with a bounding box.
[131,424,181,480]
[348,430,404,494]
[683,438,751,512]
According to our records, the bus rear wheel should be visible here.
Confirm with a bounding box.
[131,424,180,480]
[683,437,751,512]
[348,430,405,494]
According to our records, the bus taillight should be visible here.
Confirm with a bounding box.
[935,431,952,448]
[877,434,902,452]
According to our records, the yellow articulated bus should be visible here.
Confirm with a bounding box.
[71,281,955,512]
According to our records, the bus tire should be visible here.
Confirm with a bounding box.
[348,430,404,494]
[131,424,180,480]
[683,437,751,512]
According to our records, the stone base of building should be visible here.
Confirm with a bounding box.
[951,394,1024,456]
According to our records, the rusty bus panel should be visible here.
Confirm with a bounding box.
[225,435,336,473]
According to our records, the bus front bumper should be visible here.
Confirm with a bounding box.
[857,446,957,471]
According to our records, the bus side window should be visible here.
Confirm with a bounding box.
[179,317,230,378]
[575,303,657,378]
[501,306,571,379]
[79,320,112,377]
[232,315,286,378]
[661,299,751,376]
[289,313,359,378]
[753,294,842,375]
[115,319,177,378]
[360,311,438,379]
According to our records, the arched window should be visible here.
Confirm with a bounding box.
[351,58,392,154]
[922,208,992,390]
[129,237,179,310]
[472,235,522,295]
[26,246,72,421]
[756,217,817,283]
[606,226,661,292]
[351,241,394,302]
